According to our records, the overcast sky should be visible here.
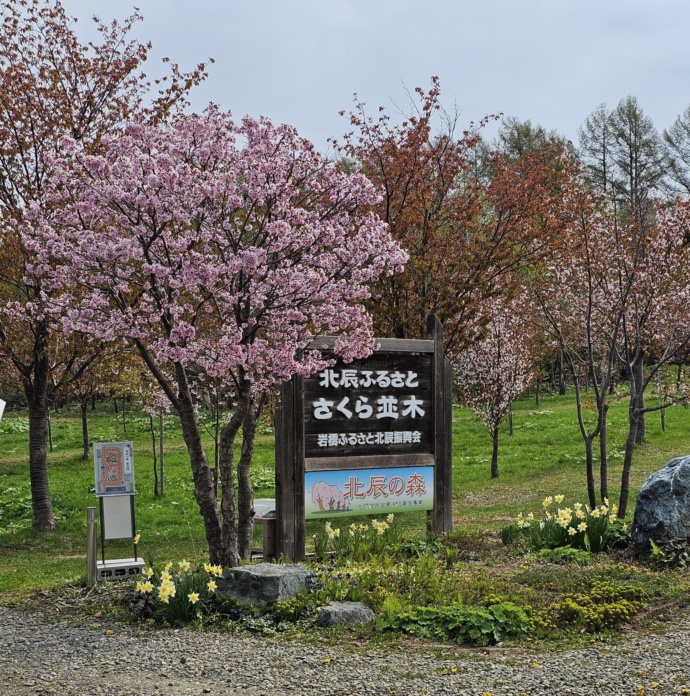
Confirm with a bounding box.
[59,0,690,154]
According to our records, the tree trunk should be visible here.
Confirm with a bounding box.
[658,371,666,432]
[599,402,608,503]
[535,374,540,406]
[24,360,56,531]
[633,354,646,443]
[150,415,159,497]
[159,410,165,496]
[558,354,567,395]
[80,398,89,460]
[490,425,500,478]
[46,410,53,452]
[508,403,513,436]
[218,388,251,568]
[174,364,225,565]
[237,396,265,559]
[619,406,640,519]
[585,435,597,510]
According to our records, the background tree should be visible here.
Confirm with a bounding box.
[27,110,406,566]
[337,78,572,354]
[578,97,666,221]
[663,105,690,198]
[0,0,208,530]
[534,183,626,507]
[494,116,570,161]
[452,290,540,478]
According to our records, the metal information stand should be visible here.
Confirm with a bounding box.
[93,441,143,580]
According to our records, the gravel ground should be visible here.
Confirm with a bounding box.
[2,604,690,696]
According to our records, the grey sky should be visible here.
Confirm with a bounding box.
[59,0,690,153]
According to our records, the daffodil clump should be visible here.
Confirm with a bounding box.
[133,558,224,626]
[515,495,629,553]
[314,513,399,561]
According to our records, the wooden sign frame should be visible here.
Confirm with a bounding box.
[275,315,452,561]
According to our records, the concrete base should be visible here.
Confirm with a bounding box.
[97,558,145,582]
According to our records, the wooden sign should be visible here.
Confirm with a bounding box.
[275,315,453,561]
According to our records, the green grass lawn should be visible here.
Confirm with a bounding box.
[1,389,689,597]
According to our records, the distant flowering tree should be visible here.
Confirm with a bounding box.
[536,180,690,516]
[452,291,540,478]
[25,109,406,565]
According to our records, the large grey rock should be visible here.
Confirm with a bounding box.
[632,454,690,550]
[217,563,309,606]
[317,601,375,627]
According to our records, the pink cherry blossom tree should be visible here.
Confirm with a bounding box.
[452,290,540,478]
[25,109,406,565]
[536,182,690,516]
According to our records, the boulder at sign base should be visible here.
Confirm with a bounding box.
[632,454,690,551]
[216,563,309,606]
[317,601,375,627]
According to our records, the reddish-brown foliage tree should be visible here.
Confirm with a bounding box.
[336,77,573,354]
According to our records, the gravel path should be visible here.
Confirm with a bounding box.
[2,605,690,696]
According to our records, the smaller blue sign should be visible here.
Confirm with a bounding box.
[305,466,434,519]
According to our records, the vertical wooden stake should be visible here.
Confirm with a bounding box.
[427,314,453,535]
[275,376,305,561]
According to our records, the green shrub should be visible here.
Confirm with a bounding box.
[377,602,528,647]
[0,418,29,434]
[0,486,32,533]
[500,523,521,546]
[649,539,690,569]
[550,580,648,631]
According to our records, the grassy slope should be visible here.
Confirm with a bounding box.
[1,390,689,596]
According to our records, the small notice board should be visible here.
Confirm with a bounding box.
[94,441,135,496]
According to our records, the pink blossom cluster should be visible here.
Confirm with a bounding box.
[22,108,407,394]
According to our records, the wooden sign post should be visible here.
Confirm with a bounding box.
[275,315,452,561]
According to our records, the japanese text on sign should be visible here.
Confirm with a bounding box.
[305,466,434,519]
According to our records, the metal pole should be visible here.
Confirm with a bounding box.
[87,507,98,586]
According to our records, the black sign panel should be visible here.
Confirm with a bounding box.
[304,353,433,458]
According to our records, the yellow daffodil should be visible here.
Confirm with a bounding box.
[188,592,199,604]
[555,494,564,504]
[145,567,154,578]
[568,527,577,536]
[179,559,191,572]
[133,534,140,544]
[591,509,601,518]
[387,513,394,523]
[207,580,217,592]
[542,496,552,508]
[578,522,587,532]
